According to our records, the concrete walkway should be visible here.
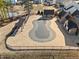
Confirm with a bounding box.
[0,20,18,53]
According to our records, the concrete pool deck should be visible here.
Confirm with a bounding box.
[6,15,65,49]
[6,15,79,50]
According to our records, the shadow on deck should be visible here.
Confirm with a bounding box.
[55,20,79,47]
[6,14,28,37]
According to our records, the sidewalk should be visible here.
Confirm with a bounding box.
[0,20,18,53]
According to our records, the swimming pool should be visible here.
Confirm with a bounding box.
[29,20,56,42]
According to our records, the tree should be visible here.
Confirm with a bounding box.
[0,0,4,8]
[22,0,33,14]
[20,0,33,31]
[0,0,9,21]
[4,0,13,19]
[0,0,5,19]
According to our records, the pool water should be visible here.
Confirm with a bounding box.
[29,20,56,42]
